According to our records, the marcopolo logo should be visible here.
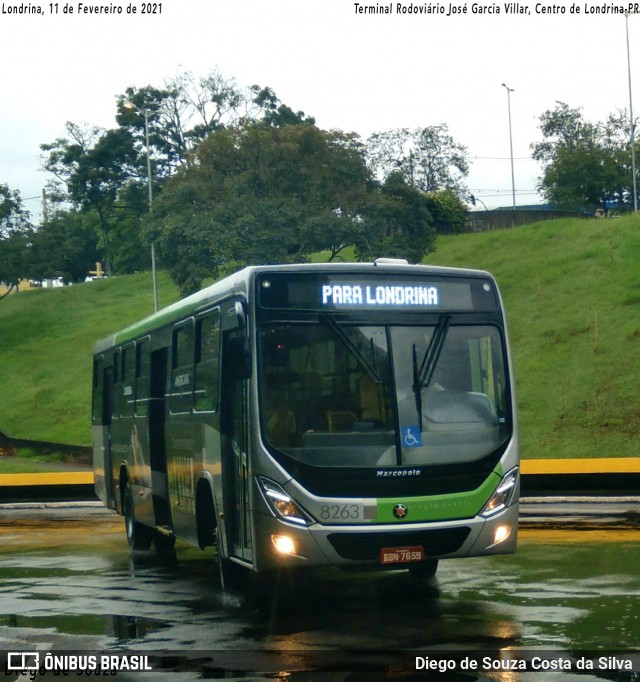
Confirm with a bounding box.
[393,503,408,519]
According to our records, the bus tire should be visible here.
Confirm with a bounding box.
[124,485,153,551]
[408,560,438,580]
[153,530,176,556]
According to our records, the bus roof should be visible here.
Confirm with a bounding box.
[94,261,495,354]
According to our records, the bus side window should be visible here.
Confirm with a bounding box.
[171,321,194,414]
[112,349,121,420]
[194,311,221,413]
[135,338,150,417]
[120,344,135,418]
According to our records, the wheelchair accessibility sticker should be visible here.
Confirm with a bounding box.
[401,425,423,448]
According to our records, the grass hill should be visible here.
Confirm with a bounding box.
[426,214,640,459]
[1,214,640,462]
[0,273,181,447]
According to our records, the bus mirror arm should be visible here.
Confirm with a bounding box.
[234,301,247,330]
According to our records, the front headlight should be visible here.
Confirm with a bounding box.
[258,477,314,526]
[480,467,518,518]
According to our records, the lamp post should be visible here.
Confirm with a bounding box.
[124,101,159,312]
[501,83,516,226]
[625,11,638,213]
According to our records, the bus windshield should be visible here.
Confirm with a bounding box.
[258,321,510,469]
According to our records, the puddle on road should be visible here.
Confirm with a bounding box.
[1,612,168,640]
[0,522,639,679]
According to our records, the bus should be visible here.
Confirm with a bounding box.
[92,260,519,586]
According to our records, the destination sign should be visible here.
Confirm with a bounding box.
[321,284,439,307]
[258,272,498,312]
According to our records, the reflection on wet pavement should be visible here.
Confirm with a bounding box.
[0,514,639,679]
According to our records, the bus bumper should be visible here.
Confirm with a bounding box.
[253,502,519,572]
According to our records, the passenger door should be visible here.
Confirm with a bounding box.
[219,314,253,564]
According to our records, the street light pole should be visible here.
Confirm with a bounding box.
[625,11,638,213]
[124,101,159,312]
[142,108,159,312]
[501,83,516,226]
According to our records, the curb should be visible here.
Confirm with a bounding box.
[518,496,640,528]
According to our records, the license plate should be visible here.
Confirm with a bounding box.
[380,546,425,564]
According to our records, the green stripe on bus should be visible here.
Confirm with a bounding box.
[375,471,501,523]
[112,301,202,346]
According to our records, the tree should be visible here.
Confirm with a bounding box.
[532,103,638,212]
[250,85,316,128]
[144,121,374,294]
[366,125,469,195]
[602,110,639,208]
[40,123,141,275]
[0,184,32,297]
[425,189,468,234]
[145,121,441,294]
[116,69,249,175]
[38,70,316,286]
[0,183,30,235]
[355,172,436,263]
[30,209,99,283]
[40,70,247,277]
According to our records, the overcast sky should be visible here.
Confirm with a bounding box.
[1,0,638,219]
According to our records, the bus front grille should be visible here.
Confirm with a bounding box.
[327,527,471,561]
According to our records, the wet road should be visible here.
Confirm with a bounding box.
[0,504,639,680]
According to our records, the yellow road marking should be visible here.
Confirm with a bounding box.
[0,472,94,487]
[520,458,640,475]
[1,458,639,487]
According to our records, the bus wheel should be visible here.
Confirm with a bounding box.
[153,530,176,556]
[408,560,439,581]
[124,486,152,551]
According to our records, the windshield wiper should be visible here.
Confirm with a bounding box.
[412,343,423,431]
[321,313,382,385]
[418,315,451,389]
[412,315,451,430]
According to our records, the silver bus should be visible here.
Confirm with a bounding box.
[92,260,519,586]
